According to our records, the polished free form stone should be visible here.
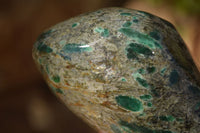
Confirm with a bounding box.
[33,7,200,133]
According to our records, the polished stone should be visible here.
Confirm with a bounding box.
[33,7,200,133]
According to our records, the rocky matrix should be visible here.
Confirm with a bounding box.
[32,7,200,133]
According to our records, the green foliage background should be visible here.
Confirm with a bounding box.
[147,0,200,15]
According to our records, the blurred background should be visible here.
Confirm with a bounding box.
[0,0,199,132]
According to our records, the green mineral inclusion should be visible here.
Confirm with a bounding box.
[121,77,127,82]
[136,77,149,88]
[116,95,143,112]
[132,72,149,88]
[160,67,167,75]
[120,12,132,16]
[147,66,156,73]
[137,68,145,74]
[119,28,162,49]
[52,75,60,83]
[56,88,64,94]
[132,16,139,23]
[147,102,152,107]
[62,43,92,53]
[123,21,132,27]
[37,42,53,53]
[126,43,153,59]
[94,27,109,37]
[72,22,79,28]
[137,67,155,74]
[140,94,152,101]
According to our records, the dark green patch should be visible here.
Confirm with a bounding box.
[119,28,161,49]
[130,43,153,56]
[132,17,139,23]
[140,95,152,101]
[56,88,63,94]
[160,67,166,75]
[159,115,175,122]
[121,77,127,82]
[188,85,200,95]
[62,43,92,53]
[101,29,109,37]
[72,23,79,28]
[119,120,173,133]
[110,124,122,133]
[133,19,139,23]
[149,31,161,40]
[136,77,149,88]
[126,43,153,59]
[147,66,156,73]
[147,102,152,107]
[169,70,180,85]
[37,42,53,53]
[116,95,143,112]
[120,12,132,16]
[126,48,137,59]
[137,68,145,74]
[123,21,132,27]
[52,75,60,83]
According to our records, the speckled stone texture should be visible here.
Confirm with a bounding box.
[32,7,200,133]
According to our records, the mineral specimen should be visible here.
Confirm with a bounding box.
[32,7,200,133]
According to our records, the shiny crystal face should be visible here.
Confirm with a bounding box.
[33,7,200,133]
